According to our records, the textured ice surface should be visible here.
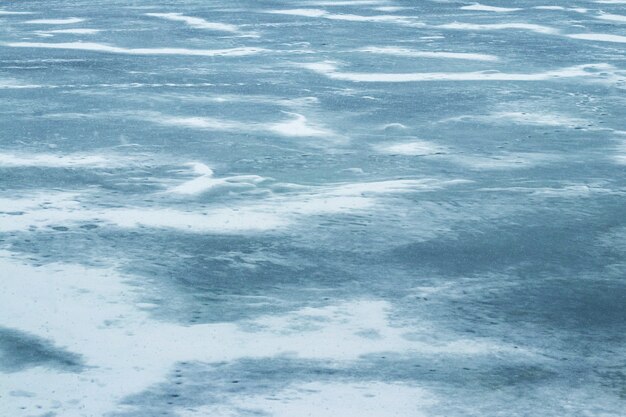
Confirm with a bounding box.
[1,1,625,416]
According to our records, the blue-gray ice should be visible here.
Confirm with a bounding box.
[1,1,625,416]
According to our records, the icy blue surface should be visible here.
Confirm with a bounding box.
[1,1,625,416]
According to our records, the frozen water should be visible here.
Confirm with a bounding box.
[1,1,625,416]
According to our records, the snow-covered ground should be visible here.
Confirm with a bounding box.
[1,1,625,416]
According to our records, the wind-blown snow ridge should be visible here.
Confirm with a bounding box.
[567,33,626,43]
[0,178,467,233]
[167,163,267,195]
[267,8,422,26]
[358,46,499,61]
[595,12,626,23]
[145,12,258,36]
[0,152,113,168]
[24,17,86,24]
[437,22,558,35]
[460,3,522,13]
[143,111,336,138]
[301,62,619,83]
[0,10,33,15]
[3,42,266,56]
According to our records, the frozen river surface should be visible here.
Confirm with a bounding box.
[1,1,626,416]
